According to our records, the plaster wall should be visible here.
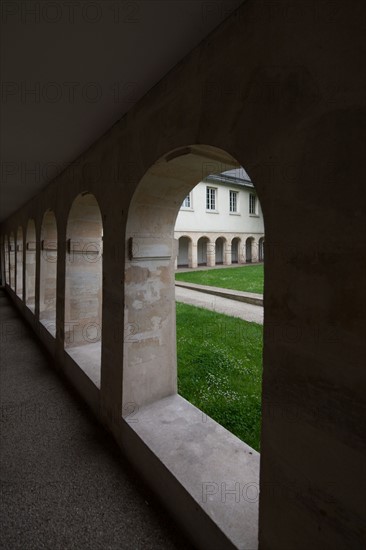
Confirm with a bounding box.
[175,181,264,234]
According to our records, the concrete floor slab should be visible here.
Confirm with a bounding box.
[0,290,192,550]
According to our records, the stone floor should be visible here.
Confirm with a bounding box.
[0,289,193,550]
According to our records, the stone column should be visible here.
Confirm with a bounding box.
[190,240,197,268]
[239,238,246,264]
[207,240,215,267]
[16,243,23,297]
[224,242,231,265]
[252,239,259,263]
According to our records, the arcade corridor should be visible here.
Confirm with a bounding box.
[0,289,192,550]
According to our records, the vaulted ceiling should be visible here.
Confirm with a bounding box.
[0,0,244,221]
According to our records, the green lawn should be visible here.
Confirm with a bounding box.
[175,264,264,294]
[176,302,263,451]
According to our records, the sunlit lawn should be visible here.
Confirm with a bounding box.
[176,302,263,451]
[175,264,264,294]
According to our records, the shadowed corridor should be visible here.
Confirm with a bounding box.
[0,289,193,550]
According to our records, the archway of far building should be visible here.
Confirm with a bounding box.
[25,220,36,312]
[9,233,15,291]
[16,226,23,298]
[197,236,210,266]
[124,145,263,435]
[39,210,58,337]
[177,236,192,268]
[231,237,241,264]
[64,193,103,388]
[215,236,227,265]
[245,236,255,263]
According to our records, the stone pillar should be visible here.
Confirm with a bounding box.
[190,240,197,268]
[224,242,231,265]
[239,239,246,264]
[26,241,37,311]
[207,240,215,267]
[9,241,15,290]
[252,239,259,263]
[16,243,23,297]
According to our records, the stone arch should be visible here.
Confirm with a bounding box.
[215,236,227,265]
[64,192,103,388]
[40,210,58,336]
[197,235,210,266]
[124,144,244,409]
[245,236,255,263]
[231,237,241,264]
[25,220,36,311]
[16,226,23,298]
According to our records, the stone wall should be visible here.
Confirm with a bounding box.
[1,2,365,548]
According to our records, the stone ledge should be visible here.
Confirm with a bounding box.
[175,281,263,306]
[129,394,259,550]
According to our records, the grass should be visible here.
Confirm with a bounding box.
[176,302,263,451]
[175,264,264,294]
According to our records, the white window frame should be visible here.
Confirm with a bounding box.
[249,193,257,215]
[181,193,192,210]
[206,186,217,211]
[229,190,238,213]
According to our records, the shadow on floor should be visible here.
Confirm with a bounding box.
[0,289,194,550]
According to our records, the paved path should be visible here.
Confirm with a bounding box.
[175,286,263,324]
[175,280,263,306]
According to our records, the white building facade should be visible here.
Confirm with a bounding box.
[174,169,265,268]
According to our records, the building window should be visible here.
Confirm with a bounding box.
[206,187,216,210]
[182,194,191,208]
[229,190,238,213]
[249,193,256,215]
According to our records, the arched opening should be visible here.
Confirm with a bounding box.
[16,227,23,298]
[25,220,37,312]
[245,236,254,263]
[259,237,264,262]
[40,211,58,336]
[177,236,191,268]
[124,145,264,447]
[231,237,240,264]
[9,233,15,290]
[197,236,209,266]
[215,237,225,265]
[124,142,264,550]
[4,236,9,284]
[64,193,103,388]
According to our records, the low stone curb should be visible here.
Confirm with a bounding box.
[175,280,263,306]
